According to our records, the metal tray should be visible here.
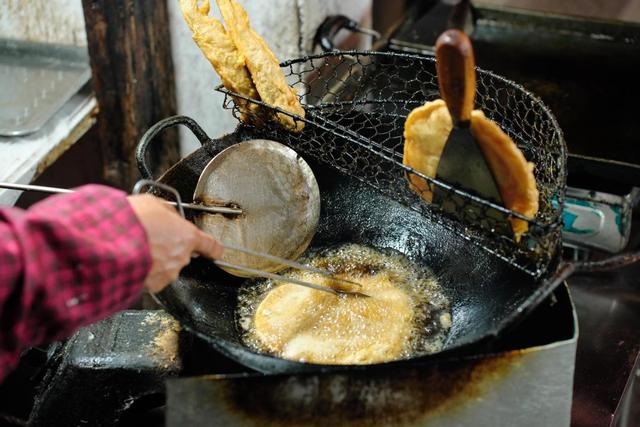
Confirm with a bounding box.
[0,39,91,137]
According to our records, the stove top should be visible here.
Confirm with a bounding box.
[18,280,577,427]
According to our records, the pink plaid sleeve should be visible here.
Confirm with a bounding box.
[0,185,152,379]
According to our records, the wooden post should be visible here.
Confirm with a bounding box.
[82,0,179,190]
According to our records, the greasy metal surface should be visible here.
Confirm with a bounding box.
[569,265,640,426]
[147,124,567,374]
[568,157,640,427]
[28,311,182,427]
[193,139,320,275]
[0,39,90,136]
[166,284,577,427]
[566,155,640,426]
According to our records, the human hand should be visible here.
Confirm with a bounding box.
[128,194,224,293]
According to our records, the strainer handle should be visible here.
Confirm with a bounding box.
[136,115,211,180]
[435,29,476,124]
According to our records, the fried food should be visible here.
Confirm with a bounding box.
[240,244,452,365]
[216,0,305,132]
[179,0,260,121]
[253,271,413,364]
[403,99,539,239]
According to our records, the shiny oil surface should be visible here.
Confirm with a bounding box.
[237,244,451,364]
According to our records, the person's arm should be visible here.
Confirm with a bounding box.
[0,184,222,380]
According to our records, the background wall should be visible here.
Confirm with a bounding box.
[167,0,373,156]
[0,0,86,46]
[475,0,640,22]
[3,0,636,158]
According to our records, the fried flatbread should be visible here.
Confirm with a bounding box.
[179,0,260,121]
[216,0,305,132]
[403,99,539,239]
[253,271,414,364]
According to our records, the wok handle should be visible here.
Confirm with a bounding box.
[136,115,211,180]
[313,15,381,53]
[435,29,476,124]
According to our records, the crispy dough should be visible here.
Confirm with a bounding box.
[216,0,305,132]
[253,271,414,364]
[179,0,260,121]
[403,99,539,239]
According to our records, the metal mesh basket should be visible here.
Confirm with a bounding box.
[216,51,566,277]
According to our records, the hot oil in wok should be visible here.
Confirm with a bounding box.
[236,244,452,365]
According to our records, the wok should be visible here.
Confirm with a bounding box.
[136,115,569,374]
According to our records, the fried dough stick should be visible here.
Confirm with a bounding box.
[216,0,305,132]
[403,99,539,239]
[179,0,260,121]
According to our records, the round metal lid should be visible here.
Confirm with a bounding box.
[193,139,320,276]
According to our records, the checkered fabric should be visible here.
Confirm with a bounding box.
[0,185,151,380]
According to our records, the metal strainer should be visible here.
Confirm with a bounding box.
[193,139,320,276]
[216,51,567,277]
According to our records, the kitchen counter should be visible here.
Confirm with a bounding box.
[0,89,96,205]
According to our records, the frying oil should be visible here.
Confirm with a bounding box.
[236,243,452,363]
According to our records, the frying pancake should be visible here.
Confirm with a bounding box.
[403,99,539,239]
[179,0,260,121]
[239,244,452,365]
[216,0,305,132]
[253,271,414,364]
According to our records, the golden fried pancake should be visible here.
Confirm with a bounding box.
[179,0,260,121]
[403,99,539,239]
[253,271,414,364]
[216,0,305,132]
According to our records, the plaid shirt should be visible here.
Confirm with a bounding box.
[0,185,151,380]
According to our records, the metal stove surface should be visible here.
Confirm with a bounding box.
[21,281,576,427]
[568,259,640,426]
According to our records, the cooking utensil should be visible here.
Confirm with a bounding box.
[192,139,321,276]
[433,29,504,211]
[132,179,365,297]
[217,51,563,277]
[137,116,640,374]
[135,117,558,373]
[0,179,363,297]
[0,181,243,216]
[222,242,364,290]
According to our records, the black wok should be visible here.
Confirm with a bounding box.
[136,115,572,374]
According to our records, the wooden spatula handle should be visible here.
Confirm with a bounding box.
[435,29,476,124]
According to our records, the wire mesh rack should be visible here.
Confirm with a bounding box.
[216,51,567,277]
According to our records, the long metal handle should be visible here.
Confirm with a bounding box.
[0,182,74,194]
[0,182,242,216]
[223,242,362,290]
[215,260,369,297]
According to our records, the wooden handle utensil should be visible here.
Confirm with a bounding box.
[436,29,476,124]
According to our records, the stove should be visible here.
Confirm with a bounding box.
[1,2,640,426]
[23,283,577,426]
